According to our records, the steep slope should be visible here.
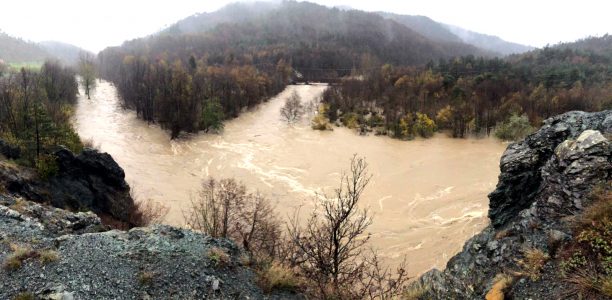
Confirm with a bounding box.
[446,24,534,55]
[413,110,611,299]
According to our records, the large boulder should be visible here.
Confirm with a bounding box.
[50,148,133,221]
[488,110,611,228]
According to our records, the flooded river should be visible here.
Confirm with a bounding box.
[73,80,506,275]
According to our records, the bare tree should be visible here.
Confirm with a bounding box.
[185,178,282,260]
[78,52,97,99]
[287,155,409,299]
[280,90,304,124]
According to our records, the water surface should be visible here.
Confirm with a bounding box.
[74,81,506,275]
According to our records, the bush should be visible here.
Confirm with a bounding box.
[3,245,38,271]
[13,293,35,300]
[311,114,332,131]
[39,249,59,264]
[413,112,437,138]
[341,112,359,129]
[257,262,302,293]
[208,247,230,268]
[485,274,514,300]
[128,197,169,228]
[517,247,549,281]
[494,114,534,141]
[35,154,58,180]
[138,271,155,285]
[560,187,612,298]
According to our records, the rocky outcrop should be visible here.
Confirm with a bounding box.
[0,147,134,223]
[489,110,611,228]
[0,195,279,299]
[414,110,611,299]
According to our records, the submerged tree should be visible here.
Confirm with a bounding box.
[280,91,304,124]
[78,52,97,99]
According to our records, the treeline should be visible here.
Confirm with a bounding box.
[0,60,83,172]
[321,46,612,139]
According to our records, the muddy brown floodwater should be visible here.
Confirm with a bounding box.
[73,80,507,276]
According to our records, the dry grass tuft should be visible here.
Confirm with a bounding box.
[485,273,514,300]
[12,292,35,300]
[403,282,427,300]
[257,262,302,293]
[38,249,59,264]
[3,245,38,271]
[207,247,230,268]
[495,229,512,240]
[517,248,549,281]
[138,270,155,286]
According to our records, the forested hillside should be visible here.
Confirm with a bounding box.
[98,1,487,138]
[321,36,611,139]
[0,31,48,63]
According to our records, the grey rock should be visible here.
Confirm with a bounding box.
[488,110,611,228]
[410,110,611,299]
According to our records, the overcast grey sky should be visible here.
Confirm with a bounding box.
[1,0,610,53]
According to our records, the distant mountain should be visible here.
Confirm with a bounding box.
[374,12,533,56]
[376,13,463,44]
[39,41,91,67]
[445,24,534,56]
[0,30,90,66]
[0,31,48,63]
[144,1,487,70]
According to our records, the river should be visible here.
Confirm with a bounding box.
[73,80,506,276]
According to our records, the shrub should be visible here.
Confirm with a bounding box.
[186,178,282,261]
[128,198,169,227]
[138,271,155,286]
[413,112,436,138]
[3,245,38,271]
[257,262,301,293]
[403,282,427,300]
[38,249,59,264]
[485,274,514,300]
[341,112,359,129]
[311,113,332,131]
[494,114,534,141]
[13,292,35,300]
[208,247,230,268]
[35,154,58,180]
[561,187,612,298]
[517,247,549,281]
